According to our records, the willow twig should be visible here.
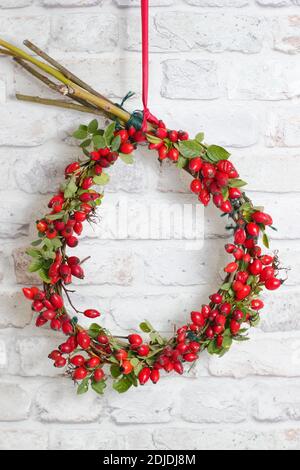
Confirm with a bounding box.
[23,40,115,106]
[16,94,106,116]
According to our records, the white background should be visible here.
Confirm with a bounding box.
[0,0,300,451]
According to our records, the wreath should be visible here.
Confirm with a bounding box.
[0,33,284,395]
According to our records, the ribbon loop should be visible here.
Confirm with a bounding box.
[141,0,159,132]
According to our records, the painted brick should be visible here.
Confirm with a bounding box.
[36,381,103,423]
[0,383,31,421]
[273,16,300,54]
[181,380,248,423]
[0,292,33,328]
[124,13,265,53]
[17,336,64,377]
[51,430,123,450]
[0,428,48,450]
[109,385,176,423]
[116,0,173,6]
[50,15,119,53]
[186,0,248,6]
[266,107,300,147]
[13,247,42,285]
[0,16,49,48]
[0,194,39,239]
[253,381,300,422]
[42,0,103,6]
[209,333,300,378]
[161,59,220,100]
[228,59,300,100]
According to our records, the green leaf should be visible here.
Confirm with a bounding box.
[222,335,233,350]
[206,145,230,162]
[73,126,88,140]
[104,122,116,145]
[93,134,106,149]
[38,268,51,283]
[26,248,41,258]
[80,138,92,149]
[111,135,121,152]
[120,153,134,165]
[77,378,89,395]
[88,119,98,134]
[93,172,110,186]
[31,239,43,247]
[28,259,43,273]
[46,212,65,221]
[195,132,205,143]
[139,321,153,333]
[207,339,219,355]
[146,133,162,145]
[221,282,231,291]
[176,156,187,169]
[263,232,270,249]
[113,376,133,394]
[228,178,247,188]
[88,323,102,339]
[91,379,107,395]
[110,365,122,379]
[221,187,229,201]
[64,176,78,199]
[178,140,202,159]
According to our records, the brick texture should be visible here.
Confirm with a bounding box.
[0,0,299,451]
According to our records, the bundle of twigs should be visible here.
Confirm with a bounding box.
[0,38,132,126]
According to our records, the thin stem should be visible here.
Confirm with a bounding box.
[16,94,106,116]
[24,40,116,107]
[61,284,83,315]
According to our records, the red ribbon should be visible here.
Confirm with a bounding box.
[141,0,160,132]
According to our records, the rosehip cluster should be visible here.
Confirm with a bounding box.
[147,121,189,162]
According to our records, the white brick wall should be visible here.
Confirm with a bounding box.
[0,0,300,451]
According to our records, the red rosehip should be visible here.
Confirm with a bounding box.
[62,321,73,336]
[216,335,224,348]
[158,145,168,160]
[116,129,129,144]
[67,256,80,266]
[120,142,134,154]
[224,262,238,273]
[84,309,100,319]
[73,367,88,381]
[251,299,264,310]
[176,342,190,354]
[246,222,260,237]
[115,349,128,361]
[122,360,133,375]
[48,350,62,361]
[252,211,273,226]
[54,357,67,368]
[235,284,251,300]
[173,360,184,375]
[66,236,78,248]
[249,259,263,276]
[36,220,48,233]
[229,187,242,199]
[156,127,168,139]
[220,302,232,315]
[265,277,281,291]
[50,318,62,331]
[234,228,246,245]
[206,327,214,339]
[190,179,202,194]
[220,200,233,214]
[138,367,151,385]
[168,130,178,142]
[36,315,47,327]
[86,356,101,369]
[191,311,205,327]
[50,293,64,310]
[94,368,105,382]
[71,264,84,279]
[189,341,201,353]
[199,188,211,206]
[183,353,198,363]
[260,266,275,282]
[137,344,150,357]
[215,171,229,187]
[189,157,202,173]
[70,355,85,367]
[65,162,80,175]
[77,331,91,350]
[42,309,56,321]
[230,320,241,335]
[201,162,216,178]
[209,293,223,304]
[178,131,189,141]
[150,369,160,384]
[167,148,179,162]
[22,287,34,300]
[128,334,143,346]
[260,255,273,266]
